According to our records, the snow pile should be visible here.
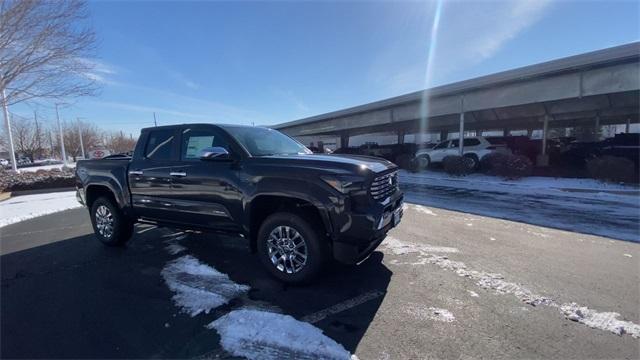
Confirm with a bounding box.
[405,305,456,323]
[208,309,351,360]
[161,255,249,316]
[560,303,640,338]
[0,191,82,228]
[384,236,640,337]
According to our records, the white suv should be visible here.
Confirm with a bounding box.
[413,136,511,169]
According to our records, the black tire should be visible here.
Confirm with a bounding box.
[463,153,480,170]
[90,196,133,246]
[257,212,329,284]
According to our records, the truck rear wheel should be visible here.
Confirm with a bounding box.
[257,212,328,284]
[90,197,133,246]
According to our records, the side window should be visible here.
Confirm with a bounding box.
[181,128,230,160]
[145,129,175,161]
[450,139,459,148]
[463,138,481,146]
[434,141,449,149]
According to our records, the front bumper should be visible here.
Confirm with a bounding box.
[332,191,403,264]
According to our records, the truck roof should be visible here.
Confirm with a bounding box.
[140,123,263,133]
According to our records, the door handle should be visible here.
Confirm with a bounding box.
[170,172,187,177]
[129,170,143,176]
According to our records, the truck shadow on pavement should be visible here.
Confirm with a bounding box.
[1,225,392,358]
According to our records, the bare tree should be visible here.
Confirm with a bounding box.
[104,131,137,154]
[0,0,99,105]
[6,112,45,160]
[63,118,99,161]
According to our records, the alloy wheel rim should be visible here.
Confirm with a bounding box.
[95,205,114,238]
[267,225,308,274]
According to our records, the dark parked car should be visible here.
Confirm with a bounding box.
[75,124,403,283]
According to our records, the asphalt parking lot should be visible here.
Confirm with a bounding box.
[1,204,639,359]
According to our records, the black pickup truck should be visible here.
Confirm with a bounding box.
[76,124,403,283]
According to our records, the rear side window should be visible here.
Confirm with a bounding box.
[145,129,175,161]
[463,138,481,146]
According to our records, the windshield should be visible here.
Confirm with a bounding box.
[222,126,312,156]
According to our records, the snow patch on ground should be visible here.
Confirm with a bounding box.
[384,236,459,255]
[383,236,640,338]
[208,309,351,360]
[623,253,633,258]
[165,243,187,255]
[405,304,456,323]
[161,255,249,316]
[467,290,479,297]
[0,191,82,228]
[400,170,639,194]
[404,203,438,216]
[561,303,640,338]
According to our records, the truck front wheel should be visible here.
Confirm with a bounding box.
[90,197,133,246]
[257,212,328,284]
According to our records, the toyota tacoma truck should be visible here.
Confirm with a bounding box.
[75,124,403,283]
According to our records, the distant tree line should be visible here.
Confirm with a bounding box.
[0,113,137,161]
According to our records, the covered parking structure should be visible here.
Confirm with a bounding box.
[273,42,639,165]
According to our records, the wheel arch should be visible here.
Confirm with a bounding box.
[247,194,332,253]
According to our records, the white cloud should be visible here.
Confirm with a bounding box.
[374,0,553,94]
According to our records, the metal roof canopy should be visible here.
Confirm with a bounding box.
[273,42,640,138]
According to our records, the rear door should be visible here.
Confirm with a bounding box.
[167,126,244,232]
[128,128,181,221]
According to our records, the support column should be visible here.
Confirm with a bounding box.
[626,118,630,133]
[459,112,465,156]
[439,130,448,141]
[537,115,550,167]
[397,129,405,144]
[503,128,509,137]
[527,128,534,137]
[340,134,349,149]
[595,114,601,140]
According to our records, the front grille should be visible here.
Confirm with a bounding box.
[370,171,398,200]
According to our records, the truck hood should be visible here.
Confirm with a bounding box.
[256,153,397,174]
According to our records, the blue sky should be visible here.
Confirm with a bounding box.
[12,0,640,136]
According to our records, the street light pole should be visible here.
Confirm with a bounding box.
[55,104,67,166]
[1,87,18,171]
[77,118,85,160]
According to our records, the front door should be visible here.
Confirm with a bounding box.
[168,126,244,232]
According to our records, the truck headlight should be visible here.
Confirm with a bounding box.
[321,175,364,194]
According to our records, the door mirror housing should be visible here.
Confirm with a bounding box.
[199,146,231,161]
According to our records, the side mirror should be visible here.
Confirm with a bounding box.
[199,146,231,160]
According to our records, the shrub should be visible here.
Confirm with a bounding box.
[443,155,474,176]
[481,153,533,179]
[586,156,636,183]
[0,167,75,192]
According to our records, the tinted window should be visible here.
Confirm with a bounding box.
[181,128,231,160]
[463,138,481,146]
[145,129,175,161]
[450,140,459,147]
[434,141,449,149]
